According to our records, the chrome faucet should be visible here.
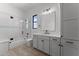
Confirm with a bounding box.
[44,30,49,34]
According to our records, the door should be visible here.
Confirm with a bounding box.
[50,37,60,56]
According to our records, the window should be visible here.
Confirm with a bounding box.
[25,19,28,29]
[32,15,38,29]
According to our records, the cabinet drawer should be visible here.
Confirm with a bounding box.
[61,39,79,47]
[37,35,49,39]
[50,37,60,42]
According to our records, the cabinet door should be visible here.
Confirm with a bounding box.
[62,3,79,19]
[33,35,38,48]
[43,39,50,54]
[37,36,50,54]
[38,38,44,51]
[62,19,78,40]
[50,37,60,56]
[61,4,79,40]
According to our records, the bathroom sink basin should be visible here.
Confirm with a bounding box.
[43,30,50,34]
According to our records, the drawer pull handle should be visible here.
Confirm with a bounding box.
[41,40,44,42]
[66,41,74,44]
[58,44,63,47]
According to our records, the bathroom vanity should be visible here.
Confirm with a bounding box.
[33,34,60,56]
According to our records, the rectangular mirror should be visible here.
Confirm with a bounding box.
[40,11,56,31]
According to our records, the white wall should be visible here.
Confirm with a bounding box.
[0,3,24,41]
[24,3,61,38]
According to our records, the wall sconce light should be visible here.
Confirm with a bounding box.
[42,8,55,15]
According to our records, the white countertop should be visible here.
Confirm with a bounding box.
[33,33,61,37]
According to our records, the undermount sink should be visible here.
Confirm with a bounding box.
[44,30,50,34]
[44,32,50,34]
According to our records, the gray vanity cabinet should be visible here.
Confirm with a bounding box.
[37,36,50,54]
[33,35,60,55]
[50,37,60,56]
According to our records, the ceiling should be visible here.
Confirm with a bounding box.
[8,3,56,13]
[8,3,39,12]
